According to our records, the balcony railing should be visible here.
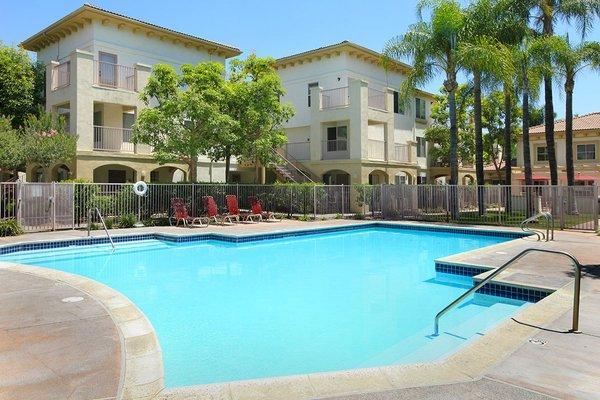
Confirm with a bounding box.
[321,86,349,109]
[93,126,135,152]
[367,139,386,160]
[52,62,70,90]
[368,87,386,110]
[93,61,136,91]
[391,144,410,162]
[322,139,349,160]
[283,141,310,161]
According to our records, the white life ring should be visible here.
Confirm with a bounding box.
[133,181,148,196]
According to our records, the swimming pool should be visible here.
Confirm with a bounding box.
[1,225,531,387]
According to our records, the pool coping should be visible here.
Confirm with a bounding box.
[0,262,165,400]
[0,222,571,400]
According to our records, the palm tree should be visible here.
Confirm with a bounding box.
[527,0,600,185]
[460,0,516,215]
[383,0,467,218]
[537,36,600,186]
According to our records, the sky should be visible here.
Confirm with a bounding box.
[1,0,599,119]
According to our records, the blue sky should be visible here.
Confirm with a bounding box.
[2,0,599,118]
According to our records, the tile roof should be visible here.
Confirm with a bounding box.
[529,112,600,134]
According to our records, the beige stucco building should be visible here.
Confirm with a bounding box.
[514,112,600,185]
[273,41,438,185]
[20,4,241,183]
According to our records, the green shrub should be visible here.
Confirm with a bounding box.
[104,218,114,229]
[297,215,311,222]
[353,212,365,220]
[142,218,156,227]
[0,218,23,237]
[119,213,137,228]
[89,222,99,231]
[334,213,343,219]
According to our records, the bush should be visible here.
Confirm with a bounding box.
[334,213,343,219]
[0,218,23,237]
[353,212,365,220]
[104,218,114,229]
[119,213,137,228]
[89,222,99,231]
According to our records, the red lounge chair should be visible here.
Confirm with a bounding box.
[225,195,260,223]
[249,196,279,222]
[202,196,231,225]
[171,198,206,228]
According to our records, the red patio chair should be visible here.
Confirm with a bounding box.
[249,196,279,222]
[202,196,229,225]
[171,198,206,228]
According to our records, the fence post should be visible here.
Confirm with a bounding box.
[445,185,449,222]
[191,183,195,216]
[341,185,345,216]
[72,183,75,230]
[16,181,22,227]
[594,185,599,232]
[313,185,317,220]
[52,182,56,231]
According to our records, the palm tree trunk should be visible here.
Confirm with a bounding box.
[447,86,459,219]
[565,77,575,186]
[503,86,512,213]
[473,70,485,216]
[543,11,558,185]
[522,78,534,217]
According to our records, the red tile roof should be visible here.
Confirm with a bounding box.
[529,112,600,134]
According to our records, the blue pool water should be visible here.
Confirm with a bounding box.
[1,227,529,387]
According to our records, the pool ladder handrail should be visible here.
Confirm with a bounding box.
[433,248,582,336]
[520,212,554,242]
[87,207,115,250]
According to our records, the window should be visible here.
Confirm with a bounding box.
[415,98,426,120]
[150,170,160,183]
[417,175,427,185]
[577,144,596,160]
[308,82,319,107]
[416,137,426,157]
[393,91,404,114]
[536,146,548,161]
[326,126,347,151]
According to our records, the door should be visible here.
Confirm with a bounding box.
[93,111,103,149]
[99,52,118,87]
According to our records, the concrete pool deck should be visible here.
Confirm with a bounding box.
[0,220,599,400]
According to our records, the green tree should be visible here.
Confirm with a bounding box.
[528,0,600,185]
[384,0,469,217]
[425,85,475,167]
[22,110,77,169]
[537,35,600,186]
[0,117,25,175]
[133,62,236,182]
[217,55,294,182]
[0,44,35,127]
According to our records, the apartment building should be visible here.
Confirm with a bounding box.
[273,41,434,185]
[20,4,241,183]
[515,112,600,185]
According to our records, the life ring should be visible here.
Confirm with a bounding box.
[133,181,148,196]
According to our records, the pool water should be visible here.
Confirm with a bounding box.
[2,227,529,387]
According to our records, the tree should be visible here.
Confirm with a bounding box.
[537,35,600,186]
[384,0,468,217]
[0,117,25,175]
[425,85,475,167]
[527,0,600,185]
[0,44,35,127]
[22,110,77,169]
[216,55,294,182]
[134,62,236,182]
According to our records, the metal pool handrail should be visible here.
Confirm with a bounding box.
[520,212,554,242]
[433,248,582,336]
[87,207,115,250]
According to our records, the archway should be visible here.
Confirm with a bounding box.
[93,164,137,183]
[149,166,187,183]
[322,169,350,185]
[394,171,414,185]
[31,166,45,182]
[368,170,389,185]
[51,164,71,182]
[462,174,475,185]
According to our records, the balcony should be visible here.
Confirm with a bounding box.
[321,86,349,109]
[390,144,410,162]
[93,61,136,91]
[368,87,387,111]
[367,139,386,160]
[322,139,349,160]
[51,62,70,91]
[93,126,135,152]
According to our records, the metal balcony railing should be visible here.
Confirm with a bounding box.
[52,62,70,90]
[93,126,135,152]
[391,144,410,162]
[321,86,349,109]
[93,61,136,91]
[368,87,386,110]
[367,139,386,160]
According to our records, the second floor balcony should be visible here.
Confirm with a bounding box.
[93,125,135,152]
[93,61,136,91]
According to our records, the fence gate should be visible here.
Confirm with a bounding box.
[17,183,74,232]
